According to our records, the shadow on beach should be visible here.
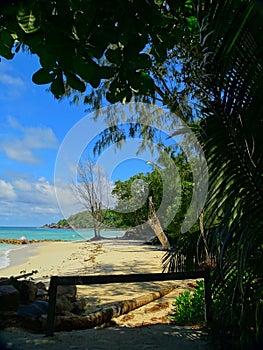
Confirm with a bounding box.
[0,324,211,350]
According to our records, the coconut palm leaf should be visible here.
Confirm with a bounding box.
[196,0,263,347]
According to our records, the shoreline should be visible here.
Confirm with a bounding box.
[0,239,84,272]
[0,234,133,272]
[0,244,35,271]
[0,239,162,283]
[2,243,42,272]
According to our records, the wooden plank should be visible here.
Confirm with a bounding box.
[50,271,206,286]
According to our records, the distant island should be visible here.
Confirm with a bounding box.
[42,210,156,242]
[42,219,73,230]
[42,210,127,230]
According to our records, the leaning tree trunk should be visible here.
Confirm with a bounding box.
[52,286,175,331]
[148,197,170,250]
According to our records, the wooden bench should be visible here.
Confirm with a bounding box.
[46,270,212,336]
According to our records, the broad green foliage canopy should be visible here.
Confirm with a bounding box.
[0,0,197,102]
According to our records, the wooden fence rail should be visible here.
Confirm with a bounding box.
[46,270,212,336]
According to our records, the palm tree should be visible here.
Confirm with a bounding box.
[165,1,263,348]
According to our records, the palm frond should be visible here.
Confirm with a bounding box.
[195,0,263,347]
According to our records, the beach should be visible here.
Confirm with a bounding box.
[1,240,168,284]
[0,240,211,349]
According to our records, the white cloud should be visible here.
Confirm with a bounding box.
[3,140,40,164]
[0,180,17,199]
[0,63,26,98]
[1,117,58,164]
[12,179,33,192]
[0,73,25,88]
[0,176,82,225]
[6,116,23,129]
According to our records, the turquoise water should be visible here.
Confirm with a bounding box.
[0,226,124,270]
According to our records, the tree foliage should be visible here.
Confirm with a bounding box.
[66,209,126,229]
[0,0,198,103]
[112,153,195,241]
[1,0,263,348]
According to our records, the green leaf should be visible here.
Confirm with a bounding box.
[105,48,122,65]
[0,30,14,59]
[39,52,57,70]
[50,74,65,98]
[17,9,39,34]
[106,82,132,104]
[138,72,155,94]
[73,57,100,88]
[99,66,116,79]
[32,68,55,85]
[65,72,86,92]
[128,72,141,90]
[186,16,198,32]
[134,53,152,69]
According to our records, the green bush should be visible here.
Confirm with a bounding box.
[170,280,205,325]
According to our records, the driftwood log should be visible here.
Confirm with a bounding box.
[52,286,175,331]
[0,270,38,285]
[148,196,170,250]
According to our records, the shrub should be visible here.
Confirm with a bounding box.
[170,280,205,325]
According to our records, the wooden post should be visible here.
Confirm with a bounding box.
[46,276,58,336]
[204,270,213,326]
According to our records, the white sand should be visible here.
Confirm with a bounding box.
[1,240,166,283]
[1,240,194,315]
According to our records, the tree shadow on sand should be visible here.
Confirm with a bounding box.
[0,324,211,350]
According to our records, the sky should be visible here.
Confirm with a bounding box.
[0,52,159,226]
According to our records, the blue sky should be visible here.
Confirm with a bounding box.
[0,52,158,226]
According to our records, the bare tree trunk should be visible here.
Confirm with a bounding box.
[148,197,170,250]
[75,160,111,240]
[95,217,101,238]
[53,286,175,331]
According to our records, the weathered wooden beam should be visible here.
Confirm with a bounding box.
[49,271,205,286]
[53,286,175,331]
[0,270,38,285]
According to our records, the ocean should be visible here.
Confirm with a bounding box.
[0,226,124,270]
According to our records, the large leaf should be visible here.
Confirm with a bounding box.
[32,68,55,85]
[50,72,65,98]
[17,9,39,34]
[65,72,86,92]
[0,30,14,60]
[105,48,123,65]
[73,57,100,88]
